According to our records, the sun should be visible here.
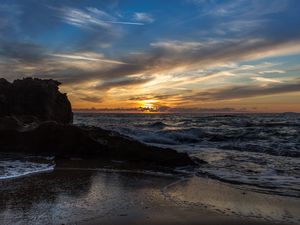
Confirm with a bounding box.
[144,103,155,109]
[138,100,159,112]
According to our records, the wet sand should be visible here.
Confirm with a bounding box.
[0,164,299,225]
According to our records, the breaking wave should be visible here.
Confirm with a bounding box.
[0,154,55,180]
[74,112,300,197]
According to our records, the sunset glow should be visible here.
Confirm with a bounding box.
[139,103,158,113]
[1,2,300,224]
[1,0,300,112]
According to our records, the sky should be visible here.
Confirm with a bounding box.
[0,0,300,113]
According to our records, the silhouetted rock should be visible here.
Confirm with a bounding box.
[0,122,196,167]
[0,78,73,123]
[0,116,24,131]
[0,78,198,167]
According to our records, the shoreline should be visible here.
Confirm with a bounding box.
[1,165,299,225]
[79,207,274,225]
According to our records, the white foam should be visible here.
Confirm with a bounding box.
[73,113,300,197]
[0,166,54,180]
[0,159,55,180]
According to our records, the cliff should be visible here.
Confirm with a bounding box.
[0,78,73,124]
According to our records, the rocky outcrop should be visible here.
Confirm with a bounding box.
[0,78,73,124]
[0,121,195,167]
[0,78,198,167]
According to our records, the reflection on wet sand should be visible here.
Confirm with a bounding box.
[0,167,176,225]
[164,177,300,224]
[0,162,299,225]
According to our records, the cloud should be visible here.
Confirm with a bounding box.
[95,76,153,90]
[68,37,300,84]
[188,78,300,101]
[0,4,22,36]
[2,35,300,89]
[59,6,144,28]
[186,0,212,4]
[133,12,154,23]
[251,77,283,84]
[201,0,289,17]
[0,0,299,114]
[150,40,203,51]
[216,19,267,36]
[258,69,286,74]
[0,40,47,63]
[48,6,143,51]
[80,96,102,103]
[129,94,177,101]
[50,53,126,64]
[0,1,299,99]
[186,0,294,38]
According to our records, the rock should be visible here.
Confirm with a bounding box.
[0,122,196,167]
[0,78,73,124]
[0,77,198,167]
[0,116,24,131]
[0,116,40,131]
[84,125,196,166]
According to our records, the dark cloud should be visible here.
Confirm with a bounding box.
[189,78,300,101]
[127,78,300,104]
[28,35,299,87]
[1,35,300,92]
[94,76,153,90]
[0,0,299,98]
[0,40,47,63]
[73,107,138,112]
[61,36,300,83]
[80,96,102,103]
[128,94,176,101]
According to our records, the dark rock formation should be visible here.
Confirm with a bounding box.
[0,121,195,167]
[0,78,198,167]
[0,116,24,131]
[0,78,73,124]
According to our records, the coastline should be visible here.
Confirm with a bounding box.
[1,162,299,225]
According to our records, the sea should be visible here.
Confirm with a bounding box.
[1,113,300,198]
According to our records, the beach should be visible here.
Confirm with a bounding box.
[1,160,299,225]
[1,0,300,224]
[1,112,300,225]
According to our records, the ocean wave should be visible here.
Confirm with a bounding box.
[0,155,55,180]
[141,128,205,145]
[124,126,300,158]
[193,148,300,197]
[220,143,300,157]
[146,121,168,129]
[196,169,300,198]
[73,113,300,197]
